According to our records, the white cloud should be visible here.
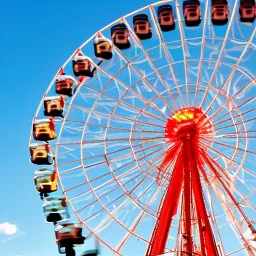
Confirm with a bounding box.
[0,222,18,235]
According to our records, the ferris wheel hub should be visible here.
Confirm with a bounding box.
[165,107,213,141]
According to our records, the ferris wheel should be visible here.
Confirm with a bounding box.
[29,0,256,255]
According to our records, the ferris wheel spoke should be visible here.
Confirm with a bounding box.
[82,192,133,224]
[204,163,256,213]
[71,104,166,130]
[149,5,186,110]
[194,0,209,106]
[203,30,256,115]
[92,139,163,161]
[80,78,169,122]
[201,143,251,191]
[58,138,164,168]
[157,154,180,188]
[174,1,190,107]
[78,145,167,223]
[83,195,148,243]
[87,178,162,243]
[213,112,256,131]
[106,141,164,164]
[70,158,152,207]
[96,60,172,120]
[115,186,162,252]
[199,140,256,180]
[201,138,240,163]
[199,148,254,230]
[82,139,164,173]
[201,185,226,254]
[106,147,165,188]
[208,75,255,123]
[234,94,256,110]
[207,183,252,255]
[79,168,159,251]
[198,141,240,172]
[94,158,162,216]
[58,164,83,175]
[136,180,157,202]
[207,80,255,126]
[211,190,256,255]
[113,47,177,114]
[101,71,165,189]
[199,0,239,108]
[83,137,164,144]
[66,118,165,130]
[115,211,147,252]
[212,134,256,140]
[156,142,182,187]
[205,78,256,122]
[67,173,113,201]
[212,107,255,127]
[90,198,149,247]
[122,19,181,113]
[123,168,158,199]
[214,117,256,133]
[80,85,167,123]
[48,141,81,150]
[72,147,167,212]
[101,141,165,174]
[86,58,170,120]
[74,167,148,214]
[88,123,165,135]
[110,145,168,181]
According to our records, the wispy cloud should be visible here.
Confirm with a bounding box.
[1,231,27,243]
[0,222,18,235]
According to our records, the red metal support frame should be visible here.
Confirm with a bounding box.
[146,144,184,255]
[146,107,220,256]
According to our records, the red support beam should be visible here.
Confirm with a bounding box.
[146,145,184,256]
[189,142,219,256]
[182,140,193,254]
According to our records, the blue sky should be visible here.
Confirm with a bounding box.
[1,1,156,255]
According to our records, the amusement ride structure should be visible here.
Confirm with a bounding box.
[29,0,256,255]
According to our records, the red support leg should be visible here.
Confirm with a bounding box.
[190,142,219,256]
[146,146,184,256]
[182,140,193,254]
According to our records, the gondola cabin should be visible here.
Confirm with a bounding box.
[79,250,99,256]
[183,0,201,26]
[211,0,229,25]
[43,197,70,223]
[55,75,77,97]
[55,223,85,248]
[111,23,131,49]
[72,56,94,77]
[94,35,113,60]
[33,118,56,141]
[133,14,152,40]
[158,5,175,31]
[239,0,255,22]
[44,96,65,117]
[34,168,58,194]
[30,143,53,165]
